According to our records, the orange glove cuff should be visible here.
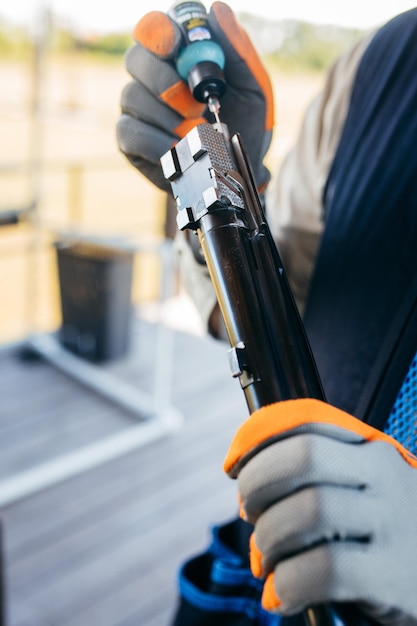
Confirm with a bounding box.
[224,398,417,478]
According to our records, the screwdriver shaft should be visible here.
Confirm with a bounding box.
[207,95,221,125]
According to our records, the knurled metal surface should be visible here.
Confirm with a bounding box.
[196,124,236,172]
[196,125,244,208]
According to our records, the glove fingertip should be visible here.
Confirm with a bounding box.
[133,11,180,59]
[237,492,246,520]
[262,573,282,611]
[210,2,238,32]
[249,533,264,578]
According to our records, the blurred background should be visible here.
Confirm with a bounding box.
[0,1,414,625]
[1,0,415,343]
[0,0,383,344]
[0,3,169,344]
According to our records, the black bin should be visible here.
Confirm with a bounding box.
[56,241,134,362]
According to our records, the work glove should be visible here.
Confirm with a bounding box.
[116,2,274,193]
[223,398,417,625]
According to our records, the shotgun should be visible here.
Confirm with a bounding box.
[161,121,373,626]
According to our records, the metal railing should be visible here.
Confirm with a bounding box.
[0,159,183,507]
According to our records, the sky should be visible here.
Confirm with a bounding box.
[1,0,416,34]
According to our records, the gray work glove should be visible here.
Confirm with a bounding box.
[116,2,274,193]
[224,398,417,625]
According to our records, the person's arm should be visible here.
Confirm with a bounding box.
[266,33,372,315]
[117,2,276,337]
[176,32,373,332]
[116,3,371,331]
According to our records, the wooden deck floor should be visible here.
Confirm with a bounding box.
[0,313,248,626]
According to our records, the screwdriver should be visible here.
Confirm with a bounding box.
[168,0,226,126]
[207,95,221,125]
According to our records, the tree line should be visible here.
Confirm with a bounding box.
[0,14,367,72]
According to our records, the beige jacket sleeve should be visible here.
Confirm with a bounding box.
[175,32,374,330]
[267,33,373,314]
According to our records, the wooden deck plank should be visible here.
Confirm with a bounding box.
[4,366,242,555]
[0,316,249,625]
[0,356,138,479]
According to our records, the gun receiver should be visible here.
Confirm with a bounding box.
[161,123,370,626]
[161,122,324,412]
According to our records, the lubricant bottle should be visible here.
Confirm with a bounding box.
[168,1,226,119]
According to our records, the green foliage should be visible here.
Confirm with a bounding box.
[273,21,365,72]
[0,12,366,70]
[0,19,132,59]
[0,22,31,59]
[52,28,78,54]
[238,14,367,73]
[0,29,12,54]
[74,33,133,56]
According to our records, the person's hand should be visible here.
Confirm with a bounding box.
[116,2,274,193]
[224,398,417,625]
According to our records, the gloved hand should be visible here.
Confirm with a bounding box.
[116,2,274,193]
[223,398,417,625]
